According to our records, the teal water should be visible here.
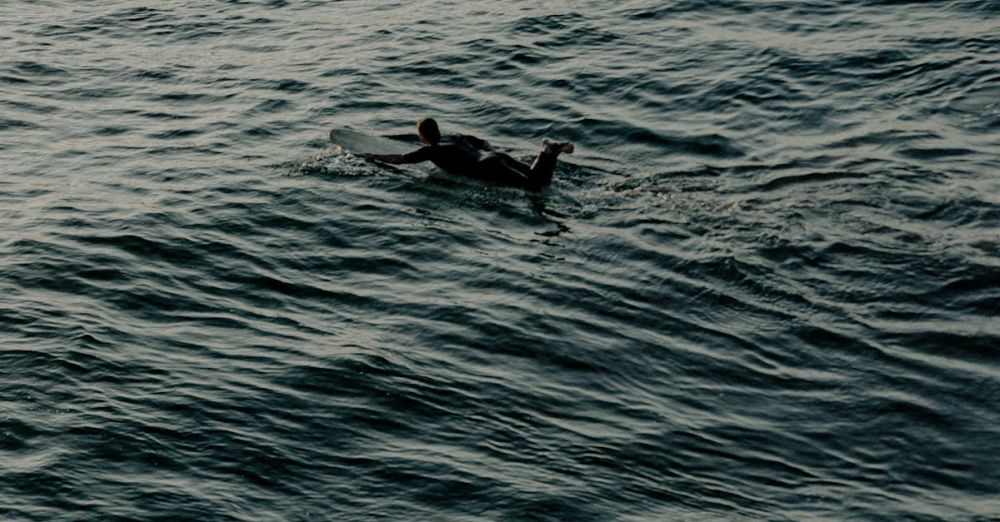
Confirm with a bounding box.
[2,1,998,519]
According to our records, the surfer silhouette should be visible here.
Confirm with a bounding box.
[361,118,574,191]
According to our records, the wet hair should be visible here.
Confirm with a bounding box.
[417,117,441,145]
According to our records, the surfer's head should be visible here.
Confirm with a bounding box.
[417,118,441,145]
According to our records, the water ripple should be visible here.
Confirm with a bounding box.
[2,0,998,519]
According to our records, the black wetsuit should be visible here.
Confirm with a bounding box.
[401,135,546,190]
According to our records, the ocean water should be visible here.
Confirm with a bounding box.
[2,0,998,519]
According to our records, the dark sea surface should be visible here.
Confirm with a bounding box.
[2,1,999,520]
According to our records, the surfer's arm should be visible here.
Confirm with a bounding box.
[363,147,432,164]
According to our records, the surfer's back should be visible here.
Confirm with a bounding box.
[426,135,488,175]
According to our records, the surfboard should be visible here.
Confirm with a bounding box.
[328,128,418,156]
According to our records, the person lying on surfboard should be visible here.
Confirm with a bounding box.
[360,118,574,191]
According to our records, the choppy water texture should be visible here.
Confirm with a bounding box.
[2,1,999,520]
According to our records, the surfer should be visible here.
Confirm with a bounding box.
[361,118,574,191]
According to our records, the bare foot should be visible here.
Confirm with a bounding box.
[543,138,574,155]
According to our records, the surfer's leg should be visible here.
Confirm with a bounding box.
[527,139,574,186]
[476,141,573,189]
[478,153,531,183]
